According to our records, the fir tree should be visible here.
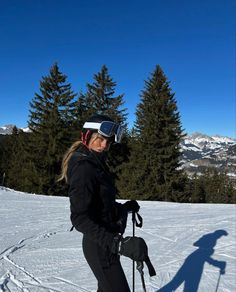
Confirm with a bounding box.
[78,65,129,178]
[119,65,185,201]
[1,127,19,188]
[27,63,78,195]
[6,129,35,191]
[78,65,127,125]
[0,135,8,186]
[190,173,206,203]
[190,168,236,203]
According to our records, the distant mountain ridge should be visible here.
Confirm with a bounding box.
[180,132,236,178]
[0,124,30,135]
[1,125,235,178]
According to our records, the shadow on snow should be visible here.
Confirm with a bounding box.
[156,229,228,292]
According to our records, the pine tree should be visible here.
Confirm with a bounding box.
[0,134,8,186]
[190,173,206,203]
[5,129,35,191]
[191,168,236,203]
[78,65,129,177]
[26,63,78,195]
[1,127,19,188]
[119,65,186,201]
[0,127,27,190]
[78,65,127,125]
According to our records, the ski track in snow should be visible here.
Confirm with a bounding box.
[0,232,69,292]
[0,188,236,292]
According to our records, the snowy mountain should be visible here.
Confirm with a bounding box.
[180,133,236,178]
[0,125,15,135]
[0,187,235,292]
[0,125,30,135]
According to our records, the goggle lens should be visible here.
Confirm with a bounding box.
[99,121,117,137]
[83,121,123,143]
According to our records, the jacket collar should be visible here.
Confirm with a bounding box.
[76,144,109,172]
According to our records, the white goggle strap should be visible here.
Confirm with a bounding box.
[83,121,123,143]
[83,121,113,138]
[83,122,110,137]
[83,122,101,130]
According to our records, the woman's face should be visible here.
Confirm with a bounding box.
[88,133,111,152]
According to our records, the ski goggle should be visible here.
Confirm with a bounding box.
[83,121,124,143]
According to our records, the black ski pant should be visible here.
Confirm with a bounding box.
[82,235,131,292]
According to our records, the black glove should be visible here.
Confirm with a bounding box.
[123,200,140,213]
[112,236,147,261]
[111,235,156,277]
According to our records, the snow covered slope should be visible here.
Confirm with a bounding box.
[0,188,235,292]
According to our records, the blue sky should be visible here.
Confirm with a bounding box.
[0,0,235,137]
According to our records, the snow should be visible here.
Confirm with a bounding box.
[189,163,198,168]
[181,144,201,152]
[188,133,236,144]
[0,126,30,135]
[227,173,236,177]
[185,134,236,152]
[0,188,235,292]
[212,136,236,144]
[21,127,31,133]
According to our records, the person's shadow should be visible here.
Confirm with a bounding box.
[157,230,228,292]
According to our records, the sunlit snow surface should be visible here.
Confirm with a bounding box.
[0,188,235,292]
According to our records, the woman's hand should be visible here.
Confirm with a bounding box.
[123,200,140,213]
[112,235,148,261]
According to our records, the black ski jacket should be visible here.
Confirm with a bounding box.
[67,144,127,251]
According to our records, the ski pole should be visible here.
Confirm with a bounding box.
[137,261,147,292]
[215,272,221,292]
[132,210,136,292]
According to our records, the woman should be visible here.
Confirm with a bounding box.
[59,114,147,292]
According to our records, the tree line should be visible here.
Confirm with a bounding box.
[0,63,235,203]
